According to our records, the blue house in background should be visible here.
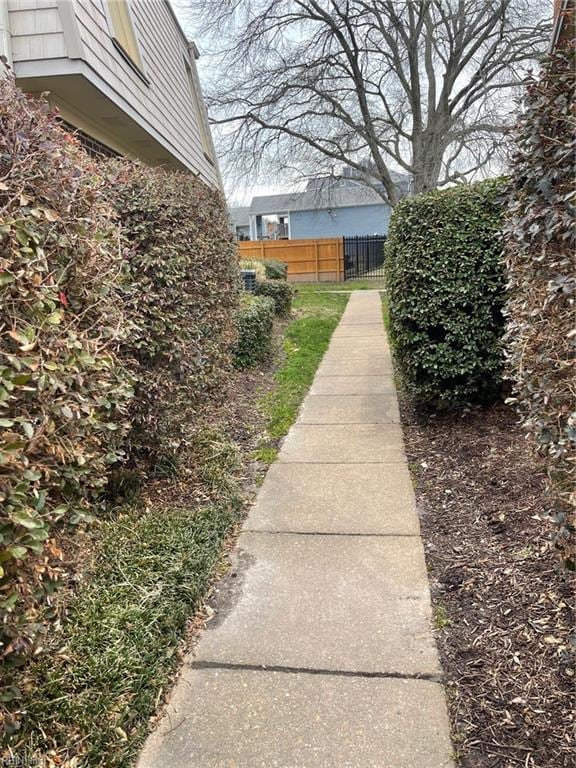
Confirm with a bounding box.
[230,172,410,241]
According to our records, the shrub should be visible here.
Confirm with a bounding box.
[239,258,266,281]
[262,259,288,280]
[101,162,239,472]
[503,45,575,568]
[233,296,275,368]
[385,178,507,410]
[0,78,133,661]
[254,279,293,316]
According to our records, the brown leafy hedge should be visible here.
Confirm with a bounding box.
[102,161,239,474]
[0,78,240,671]
[0,78,133,659]
[504,44,575,569]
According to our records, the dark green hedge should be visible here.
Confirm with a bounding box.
[385,178,507,410]
[233,296,275,368]
[254,280,293,316]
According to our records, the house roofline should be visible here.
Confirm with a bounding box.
[164,0,200,56]
[250,198,388,217]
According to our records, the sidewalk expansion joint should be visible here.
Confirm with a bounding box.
[278,460,407,465]
[306,394,398,398]
[191,660,444,684]
[296,422,400,426]
[241,530,420,538]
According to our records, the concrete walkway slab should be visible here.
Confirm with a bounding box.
[316,357,394,377]
[195,532,441,675]
[298,394,400,424]
[322,344,392,362]
[310,375,396,395]
[332,325,388,337]
[279,424,405,463]
[137,290,454,768]
[245,463,419,535]
[138,668,454,768]
[330,334,390,354]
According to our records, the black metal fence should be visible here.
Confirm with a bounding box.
[343,235,387,280]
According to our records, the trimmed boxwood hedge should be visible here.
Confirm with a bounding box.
[385,178,507,410]
[233,296,275,368]
[254,279,293,316]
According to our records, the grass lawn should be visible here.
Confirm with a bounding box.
[8,429,243,768]
[255,289,349,461]
[295,280,385,292]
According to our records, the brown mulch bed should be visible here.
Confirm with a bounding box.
[401,401,575,768]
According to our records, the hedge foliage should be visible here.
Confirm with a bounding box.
[262,259,288,280]
[254,279,293,316]
[0,79,240,669]
[102,162,239,472]
[385,178,507,409]
[0,78,133,659]
[504,45,575,568]
[233,296,275,368]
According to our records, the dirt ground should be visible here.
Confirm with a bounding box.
[400,401,575,768]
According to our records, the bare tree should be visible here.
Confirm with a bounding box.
[188,0,551,204]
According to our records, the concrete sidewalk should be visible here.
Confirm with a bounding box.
[137,291,454,768]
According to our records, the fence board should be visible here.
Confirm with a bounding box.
[238,238,344,282]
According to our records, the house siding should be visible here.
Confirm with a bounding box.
[73,0,218,185]
[8,0,66,61]
[289,203,391,239]
[7,0,220,187]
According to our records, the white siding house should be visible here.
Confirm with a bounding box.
[0,0,221,188]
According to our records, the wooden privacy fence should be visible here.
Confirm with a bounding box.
[238,238,344,282]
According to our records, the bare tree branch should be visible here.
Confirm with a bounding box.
[186,0,551,202]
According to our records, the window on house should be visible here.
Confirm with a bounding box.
[106,0,143,71]
[185,61,214,163]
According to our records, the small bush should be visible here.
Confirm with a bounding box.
[239,258,266,281]
[262,259,288,280]
[385,178,506,409]
[0,78,133,661]
[102,162,239,472]
[504,45,575,567]
[254,279,293,316]
[233,296,275,368]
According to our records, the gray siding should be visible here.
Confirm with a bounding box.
[8,0,66,61]
[7,0,220,187]
[289,204,391,239]
[73,0,218,185]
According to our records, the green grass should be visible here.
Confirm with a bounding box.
[8,429,243,767]
[256,290,349,456]
[434,604,451,630]
[295,280,385,292]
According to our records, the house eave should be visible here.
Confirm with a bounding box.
[13,58,204,172]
